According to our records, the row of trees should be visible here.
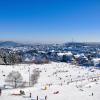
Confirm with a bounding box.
[5,69,40,88]
[0,50,49,65]
[0,52,22,65]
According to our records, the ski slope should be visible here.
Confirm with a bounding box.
[0,62,100,100]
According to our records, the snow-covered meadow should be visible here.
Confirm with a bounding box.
[0,62,100,100]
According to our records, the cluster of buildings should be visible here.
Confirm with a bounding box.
[0,42,100,68]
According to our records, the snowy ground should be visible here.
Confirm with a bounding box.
[0,62,100,100]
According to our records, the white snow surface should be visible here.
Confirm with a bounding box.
[0,62,100,100]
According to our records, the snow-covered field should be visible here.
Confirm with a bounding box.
[0,62,100,100]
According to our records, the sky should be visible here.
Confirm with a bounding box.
[0,0,100,43]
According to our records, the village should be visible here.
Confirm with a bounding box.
[0,42,100,68]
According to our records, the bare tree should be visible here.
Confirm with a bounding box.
[5,71,23,88]
[31,69,40,86]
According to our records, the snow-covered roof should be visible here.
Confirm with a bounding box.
[92,58,100,63]
[74,54,87,59]
[24,58,31,62]
[74,54,81,58]
[57,52,73,56]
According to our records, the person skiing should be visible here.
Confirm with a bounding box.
[0,88,2,96]
[29,93,31,98]
[20,90,25,95]
[92,92,93,96]
[45,95,47,100]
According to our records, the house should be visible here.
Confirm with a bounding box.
[92,58,100,68]
[22,53,36,63]
[74,53,93,66]
[57,51,73,62]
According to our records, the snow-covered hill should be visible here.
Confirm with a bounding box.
[0,62,100,100]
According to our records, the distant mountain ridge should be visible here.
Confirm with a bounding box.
[0,41,25,47]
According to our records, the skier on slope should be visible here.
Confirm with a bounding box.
[92,92,93,96]
[0,88,2,96]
